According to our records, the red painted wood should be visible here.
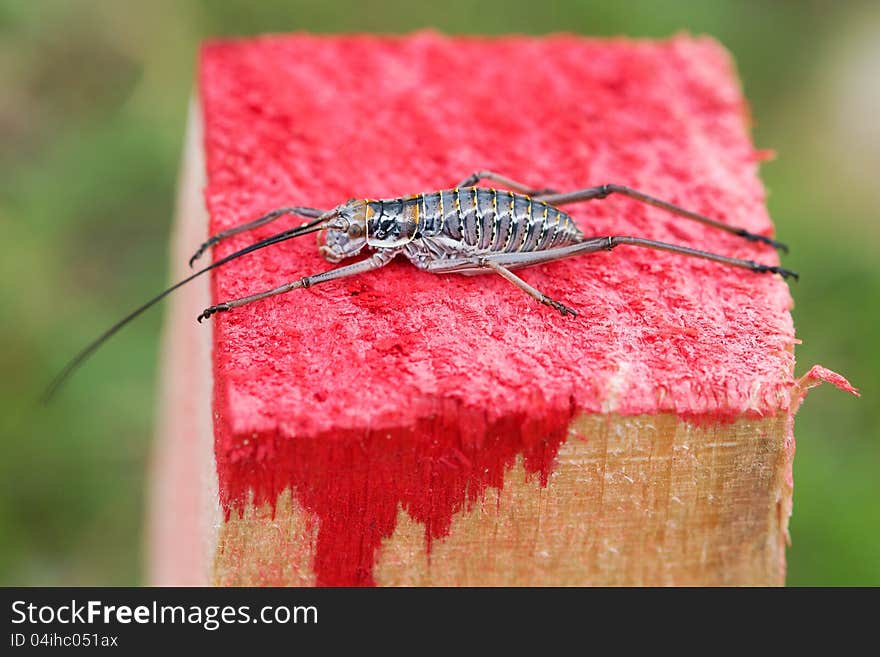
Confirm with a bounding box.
[200,33,798,586]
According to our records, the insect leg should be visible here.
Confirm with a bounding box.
[537,185,788,252]
[197,250,399,322]
[422,255,577,316]
[481,260,577,316]
[486,236,798,280]
[456,170,558,196]
[189,206,328,267]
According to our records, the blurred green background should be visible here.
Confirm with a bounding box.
[0,0,876,586]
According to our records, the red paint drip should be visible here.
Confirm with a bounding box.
[200,34,805,585]
[215,399,573,586]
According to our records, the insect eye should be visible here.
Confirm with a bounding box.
[348,223,364,238]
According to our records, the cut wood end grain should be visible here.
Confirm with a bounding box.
[214,414,792,587]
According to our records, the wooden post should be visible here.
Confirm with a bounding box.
[149,33,856,586]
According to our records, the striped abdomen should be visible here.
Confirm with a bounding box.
[436,187,581,252]
[370,187,583,254]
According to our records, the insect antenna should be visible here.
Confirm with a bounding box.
[41,215,332,403]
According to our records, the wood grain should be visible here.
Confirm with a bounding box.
[213,414,790,586]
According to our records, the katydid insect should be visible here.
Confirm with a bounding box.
[43,170,795,400]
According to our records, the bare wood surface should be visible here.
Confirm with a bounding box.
[213,414,790,586]
[149,105,218,586]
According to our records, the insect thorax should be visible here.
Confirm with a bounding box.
[364,198,421,248]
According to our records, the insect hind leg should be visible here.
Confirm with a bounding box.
[486,235,798,280]
[455,170,558,196]
[537,185,789,253]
